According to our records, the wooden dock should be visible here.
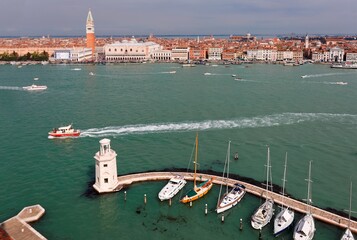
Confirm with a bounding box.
[116,171,357,234]
[0,204,46,240]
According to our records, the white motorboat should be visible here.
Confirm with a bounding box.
[23,84,47,91]
[251,146,275,229]
[301,75,308,78]
[204,72,212,75]
[336,82,348,85]
[274,153,295,236]
[216,141,246,214]
[158,175,187,201]
[293,161,316,240]
[89,72,95,76]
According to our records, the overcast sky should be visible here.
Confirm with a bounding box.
[1,0,356,37]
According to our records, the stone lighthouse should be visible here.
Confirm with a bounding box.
[93,139,120,193]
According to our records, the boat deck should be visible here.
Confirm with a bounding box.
[116,171,357,234]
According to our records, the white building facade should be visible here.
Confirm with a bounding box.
[53,48,93,62]
[104,38,161,62]
[171,47,189,61]
[93,139,120,193]
[208,47,223,60]
[151,50,171,61]
[329,47,344,62]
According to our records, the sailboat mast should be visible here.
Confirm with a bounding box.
[194,133,198,187]
[306,161,313,212]
[281,152,288,207]
[226,141,231,193]
[348,181,353,228]
[266,146,270,192]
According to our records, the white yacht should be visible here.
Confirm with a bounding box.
[158,175,187,201]
[274,153,295,236]
[251,146,275,229]
[341,228,355,240]
[216,141,246,214]
[293,161,316,240]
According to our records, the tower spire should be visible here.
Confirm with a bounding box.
[86,9,95,61]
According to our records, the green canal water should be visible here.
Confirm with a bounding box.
[0,63,356,239]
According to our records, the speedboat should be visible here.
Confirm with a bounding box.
[204,72,212,75]
[48,124,80,138]
[301,75,308,78]
[216,183,246,214]
[336,82,348,85]
[89,72,95,76]
[169,71,176,74]
[23,84,47,91]
[293,213,315,240]
[158,175,187,201]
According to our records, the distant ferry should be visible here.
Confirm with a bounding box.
[23,84,47,91]
[331,62,357,69]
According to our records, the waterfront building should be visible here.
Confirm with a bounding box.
[104,38,161,62]
[247,49,277,61]
[171,47,189,61]
[86,9,95,60]
[276,51,294,62]
[312,51,324,62]
[329,46,344,62]
[346,52,357,61]
[151,50,171,61]
[293,50,303,63]
[208,47,223,60]
[189,48,207,60]
[53,48,92,62]
[93,139,120,193]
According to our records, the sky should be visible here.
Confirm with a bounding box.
[1,0,356,37]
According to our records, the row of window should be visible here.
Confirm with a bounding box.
[108,48,145,53]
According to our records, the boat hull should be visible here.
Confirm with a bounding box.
[180,180,213,203]
[216,184,246,214]
[341,228,355,240]
[273,208,294,236]
[48,131,80,138]
[158,177,187,201]
[293,214,315,240]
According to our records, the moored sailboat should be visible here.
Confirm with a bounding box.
[180,134,214,204]
[293,161,316,240]
[251,146,275,229]
[216,141,246,214]
[273,153,295,236]
[341,181,355,240]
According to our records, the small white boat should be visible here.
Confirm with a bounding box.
[340,181,355,240]
[293,213,315,240]
[158,175,187,201]
[89,72,95,76]
[274,153,294,236]
[204,72,212,75]
[34,77,39,80]
[72,68,82,71]
[341,228,355,240]
[251,147,275,229]
[169,71,176,74]
[216,141,246,214]
[217,183,246,214]
[293,161,315,240]
[232,74,237,77]
[23,84,47,91]
[301,75,308,78]
[336,82,348,85]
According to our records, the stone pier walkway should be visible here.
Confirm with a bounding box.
[116,171,357,234]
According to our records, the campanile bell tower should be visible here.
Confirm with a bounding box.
[86,9,95,60]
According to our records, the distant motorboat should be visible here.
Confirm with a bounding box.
[331,62,357,69]
[301,75,308,78]
[72,68,82,71]
[169,71,176,74]
[232,74,237,77]
[48,124,80,138]
[34,77,39,80]
[204,72,212,75]
[336,82,348,85]
[23,84,47,91]
[89,72,95,76]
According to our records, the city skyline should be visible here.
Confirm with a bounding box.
[1,0,357,37]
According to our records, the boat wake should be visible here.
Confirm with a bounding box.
[0,86,23,91]
[80,113,357,138]
[301,73,349,78]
